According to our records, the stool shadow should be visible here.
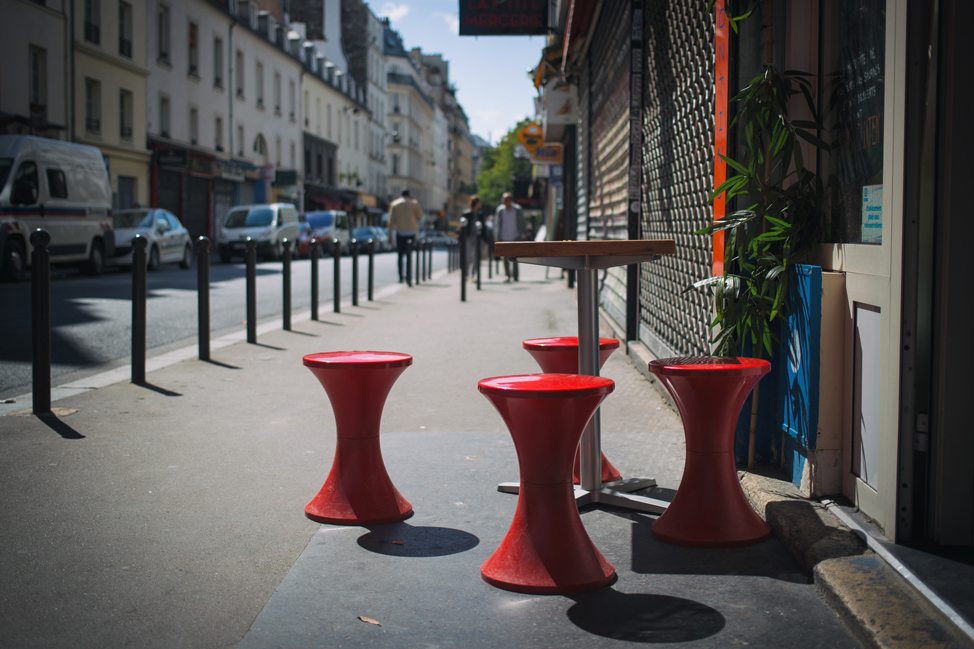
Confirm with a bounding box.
[357,522,479,557]
[566,588,725,643]
[627,513,809,583]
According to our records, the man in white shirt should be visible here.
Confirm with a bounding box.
[387,189,424,283]
[493,193,526,281]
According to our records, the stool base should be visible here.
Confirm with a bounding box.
[481,482,615,595]
[651,450,769,548]
[305,436,413,526]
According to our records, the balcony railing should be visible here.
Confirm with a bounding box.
[85,117,100,132]
[119,37,132,58]
[84,21,100,44]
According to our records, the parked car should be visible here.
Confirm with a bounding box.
[304,210,351,255]
[217,203,299,263]
[0,135,114,281]
[111,209,193,270]
[294,221,312,258]
[352,226,392,252]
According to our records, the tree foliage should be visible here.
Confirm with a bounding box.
[476,118,533,210]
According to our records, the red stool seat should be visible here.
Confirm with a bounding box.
[522,337,622,484]
[648,356,771,547]
[479,373,617,594]
[302,351,413,526]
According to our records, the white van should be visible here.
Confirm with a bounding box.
[0,135,114,281]
[217,203,299,263]
[304,210,351,255]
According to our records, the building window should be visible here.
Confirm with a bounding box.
[213,38,223,88]
[235,50,244,98]
[119,89,132,139]
[316,98,321,133]
[188,23,199,76]
[159,96,170,138]
[117,176,135,210]
[391,153,399,176]
[290,141,295,168]
[273,72,281,114]
[189,107,198,144]
[118,2,132,57]
[275,137,281,167]
[84,0,100,45]
[327,104,332,137]
[84,78,101,133]
[255,61,264,108]
[303,90,309,126]
[237,124,244,156]
[288,80,296,121]
[215,116,224,151]
[28,46,47,121]
[158,5,170,62]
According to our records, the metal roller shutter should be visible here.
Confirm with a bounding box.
[158,170,181,218]
[185,176,210,241]
[638,1,715,357]
[576,64,590,241]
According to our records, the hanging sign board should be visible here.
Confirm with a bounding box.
[516,122,544,153]
[530,144,563,165]
[459,0,548,36]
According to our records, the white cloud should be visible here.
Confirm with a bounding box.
[377,3,410,23]
[433,12,460,35]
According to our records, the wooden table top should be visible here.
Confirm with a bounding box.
[494,240,676,271]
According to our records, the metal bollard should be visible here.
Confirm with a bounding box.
[246,238,257,344]
[405,238,413,287]
[459,228,467,303]
[414,239,422,286]
[333,240,341,313]
[367,238,375,301]
[428,239,434,280]
[197,236,211,361]
[487,237,493,279]
[476,227,482,291]
[30,229,52,414]
[310,238,320,321]
[282,238,292,331]
[350,238,359,307]
[131,234,147,383]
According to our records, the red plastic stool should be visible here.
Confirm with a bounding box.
[478,373,617,594]
[648,356,771,547]
[302,351,413,526]
[523,336,623,484]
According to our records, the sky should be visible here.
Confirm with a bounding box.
[370,0,545,145]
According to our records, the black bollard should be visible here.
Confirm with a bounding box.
[282,238,292,331]
[310,238,320,321]
[487,236,493,279]
[333,239,341,313]
[568,269,575,289]
[246,238,257,344]
[131,234,147,383]
[414,239,422,286]
[30,229,52,414]
[406,238,413,287]
[197,236,211,361]
[459,228,467,303]
[367,238,375,301]
[426,240,432,280]
[350,238,359,307]
[476,227,482,291]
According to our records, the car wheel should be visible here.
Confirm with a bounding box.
[85,239,105,276]
[147,245,161,271]
[179,244,193,269]
[220,252,232,264]
[1,239,26,282]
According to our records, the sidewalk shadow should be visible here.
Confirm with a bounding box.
[202,359,241,370]
[566,588,725,643]
[627,512,808,583]
[249,342,286,351]
[284,329,319,337]
[357,522,479,557]
[37,412,84,439]
[134,381,182,397]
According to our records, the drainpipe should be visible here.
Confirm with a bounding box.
[298,68,306,211]
[228,20,235,159]
[69,0,76,141]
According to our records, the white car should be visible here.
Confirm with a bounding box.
[112,209,193,271]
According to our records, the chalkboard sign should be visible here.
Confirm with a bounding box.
[821,0,885,245]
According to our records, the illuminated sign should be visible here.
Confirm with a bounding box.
[459,0,548,36]
[530,144,562,165]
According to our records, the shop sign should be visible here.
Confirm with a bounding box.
[530,144,562,165]
[274,170,298,186]
[359,193,377,208]
[216,160,247,182]
[516,122,544,153]
[459,0,547,36]
[260,165,275,181]
[543,85,575,127]
[188,157,212,175]
[156,149,187,167]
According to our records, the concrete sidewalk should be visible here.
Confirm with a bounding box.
[0,263,960,647]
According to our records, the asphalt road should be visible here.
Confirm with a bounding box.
[0,248,449,396]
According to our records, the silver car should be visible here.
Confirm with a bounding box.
[112,209,193,271]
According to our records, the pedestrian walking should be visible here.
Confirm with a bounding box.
[387,189,424,283]
[494,192,526,282]
[462,195,483,279]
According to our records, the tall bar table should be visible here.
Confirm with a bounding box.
[494,240,676,515]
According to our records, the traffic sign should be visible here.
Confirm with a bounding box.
[516,122,544,153]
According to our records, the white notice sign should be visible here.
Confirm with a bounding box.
[861,184,882,244]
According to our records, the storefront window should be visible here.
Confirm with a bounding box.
[820,0,886,244]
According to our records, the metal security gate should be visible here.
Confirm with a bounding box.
[638,1,715,357]
[184,176,210,241]
[588,0,631,329]
[158,170,181,219]
[213,180,234,245]
[576,64,590,241]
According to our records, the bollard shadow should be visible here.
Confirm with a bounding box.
[36,412,85,439]
[248,342,286,351]
[566,588,726,643]
[284,329,319,337]
[134,381,182,397]
[201,358,242,370]
[627,512,808,583]
[357,522,479,557]
[309,319,346,327]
